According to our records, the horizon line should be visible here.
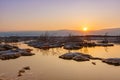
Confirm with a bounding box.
[0,27,119,33]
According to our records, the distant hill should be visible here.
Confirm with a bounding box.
[55,28,120,36]
[0,30,82,36]
[0,28,120,36]
[90,28,120,36]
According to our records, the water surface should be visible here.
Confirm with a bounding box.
[0,43,120,80]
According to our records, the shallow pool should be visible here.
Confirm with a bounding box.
[0,43,120,80]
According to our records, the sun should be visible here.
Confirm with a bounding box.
[83,27,88,31]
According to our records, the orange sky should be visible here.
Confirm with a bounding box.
[0,0,120,32]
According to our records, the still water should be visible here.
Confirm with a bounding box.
[0,43,120,80]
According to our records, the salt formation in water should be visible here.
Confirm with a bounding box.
[102,58,120,66]
[59,52,120,66]
[18,66,31,77]
[0,44,35,60]
[59,52,102,61]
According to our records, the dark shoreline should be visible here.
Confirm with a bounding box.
[0,35,120,42]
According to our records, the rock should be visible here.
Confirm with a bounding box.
[17,66,31,77]
[73,55,90,61]
[92,62,96,65]
[59,52,103,62]
[0,50,13,55]
[0,47,6,51]
[83,42,96,47]
[20,52,35,56]
[0,52,21,60]
[59,52,80,60]
[59,52,93,61]
[24,49,33,52]
[18,49,34,56]
[19,69,25,73]
[23,66,30,70]
[27,41,63,49]
[90,57,103,60]
[95,43,114,46]
[0,48,35,60]
[102,58,120,66]
[14,49,34,56]
[0,44,18,51]
[79,53,92,59]
[18,73,22,77]
[63,44,82,50]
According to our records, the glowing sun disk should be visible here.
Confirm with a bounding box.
[83,27,88,31]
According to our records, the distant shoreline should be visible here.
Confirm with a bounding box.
[0,28,120,37]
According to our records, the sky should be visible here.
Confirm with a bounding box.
[0,0,120,32]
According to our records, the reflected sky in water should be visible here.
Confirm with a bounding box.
[0,43,120,80]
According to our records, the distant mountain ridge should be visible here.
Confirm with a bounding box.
[0,28,120,36]
[90,28,120,35]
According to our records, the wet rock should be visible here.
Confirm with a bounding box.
[83,42,96,47]
[18,72,23,77]
[19,69,25,73]
[0,52,21,60]
[23,66,30,70]
[0,44,18,51]
[79,53,92,59]
[64,45,82,50]
[0,50,14,55]
[59,52,92,61]
[90,57,103,60]
[95,43,114,46]
[0,47,6,51]
[59,52,80,60]
[102,58,120,66]
[24,49,33,52]
[20,51,35,56]
[27,41,63,49]
[63,42,83,50]
[92,62,96,65]
[73,55,90,61]
[22,52,34,56]
[17,66,31,77]
[0,48,35,60]
[59,52,104,62]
